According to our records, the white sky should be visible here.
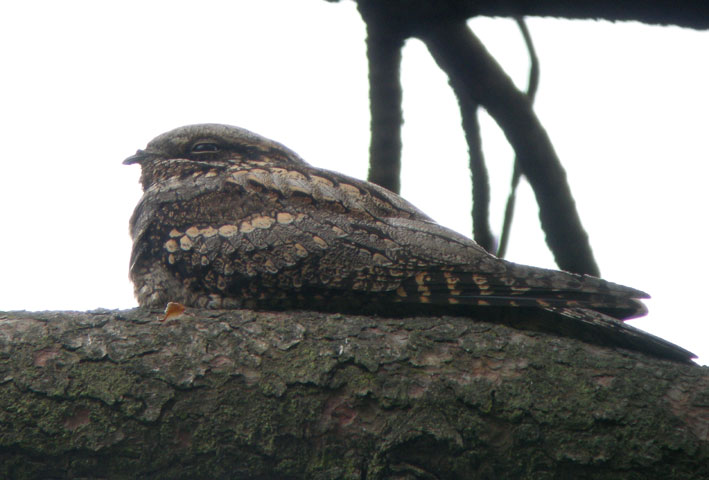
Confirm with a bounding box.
[1,0,707,365]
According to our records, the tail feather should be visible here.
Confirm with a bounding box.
[393,268,649,319]
[543,306,695,363]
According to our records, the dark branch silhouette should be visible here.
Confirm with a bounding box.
[357,1,600,275]
[348,0,709,31]
[363,16,404,194]
[497,17,540,259]
[453,81,495,253]
[422,21,600,276]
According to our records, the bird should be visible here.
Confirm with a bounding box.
[124,123,694,362]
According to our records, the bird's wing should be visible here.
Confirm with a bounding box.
[155,206,694,362]
[142,164,649,318]
[276,167,645,311]
[359,216,649,319]
[136,166,693,362]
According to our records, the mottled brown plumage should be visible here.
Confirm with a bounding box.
[125,124,693,362]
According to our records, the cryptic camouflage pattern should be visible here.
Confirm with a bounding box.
[124,124,693,362]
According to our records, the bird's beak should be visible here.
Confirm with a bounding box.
[123,149,151,165]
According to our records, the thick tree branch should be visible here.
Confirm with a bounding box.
[363,15,404,194]
[349,0,709,31]
[1,309,707,478]
[422,21,600,276]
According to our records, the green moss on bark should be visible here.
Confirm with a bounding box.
[0,309,707,479]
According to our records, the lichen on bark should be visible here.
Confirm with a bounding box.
[0,308,707,479]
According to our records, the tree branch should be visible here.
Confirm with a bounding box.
[1,308,707,478]
[497,17,539,259]
[422,21,600,276]
[454,83,495,253]
[363,14,404,194]
[349,0,709,31]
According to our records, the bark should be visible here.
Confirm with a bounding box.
[1,308,707,479]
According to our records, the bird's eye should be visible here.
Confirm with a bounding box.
[191,143,220,153]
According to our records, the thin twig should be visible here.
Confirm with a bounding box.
[453,83,495,252]
[422,21,599,276]
[497,17,540,259]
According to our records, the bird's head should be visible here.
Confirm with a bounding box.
[124,123,305,190]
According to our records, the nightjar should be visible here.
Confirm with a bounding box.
[124,124,693,362]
